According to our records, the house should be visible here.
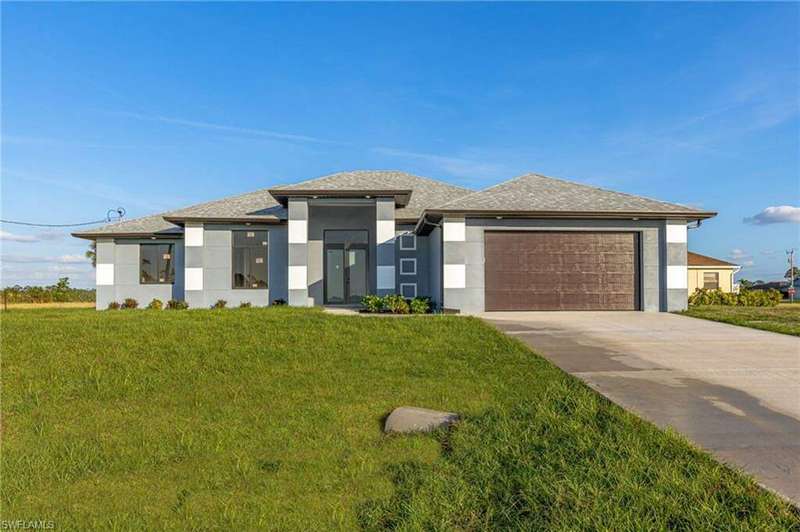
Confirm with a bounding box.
[73,171,716,312]
[687,252,740,293]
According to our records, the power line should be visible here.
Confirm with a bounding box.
[0,207,126,228]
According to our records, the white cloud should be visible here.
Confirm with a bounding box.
[2,253,88,264]
[113,111,344,146]
[0,230,64,243]
[728,248,752,261]
[372,147,505,180]
[743,206,800,225]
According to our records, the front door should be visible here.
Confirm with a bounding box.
[324,230,369,304]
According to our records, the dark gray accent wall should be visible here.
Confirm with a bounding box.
[307,202,377,305]
[395,224,429,299]
[428,227,442,309]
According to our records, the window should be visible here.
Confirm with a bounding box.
[400,283,417,298]
[703,272,719,289]
[399,234,416,250]
[140,243,175,284]
[233,230,268,289]
[400,258,417,276]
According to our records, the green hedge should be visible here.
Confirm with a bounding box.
[688,288,782,307]
[360,294,433,314]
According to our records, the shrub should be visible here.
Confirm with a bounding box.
[689,288,781,307]
[384,294,410,314]
[121,298,139,309]
[107,301,121,310]
[146,298,163,310]
[239,301,252,308]
[409,297,431,314]
[272,299,287,306]
[361,295,384,313]
[212,299,227,309]
[166,299,189,310]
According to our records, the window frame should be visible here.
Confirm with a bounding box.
[399,258,417,276]
[703,271,720,290]
[139,243,175,285]
[399,233,416,251]
[231,229,269,290]
[400,282,417,299]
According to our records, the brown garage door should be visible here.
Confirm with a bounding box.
[485,231,639,311]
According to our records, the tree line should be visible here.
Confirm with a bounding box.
[1,277,95,303]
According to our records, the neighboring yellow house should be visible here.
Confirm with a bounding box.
[688,252,741,293]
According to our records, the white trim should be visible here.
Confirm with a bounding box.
[666,224,687,244]
[443,220,465,242]
[96,264,114,286]
[185,267,203,291]
[288,220,308,244]
[399,258,417,276]
[667,265,688,289]
[185,226,204,247]
[443,264,466,289]
[377,220,395,244]
[377,265,395,290]
[400,283,417,299]
[288,265,307,290]
[399,233,416,250]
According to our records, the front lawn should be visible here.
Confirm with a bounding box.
[681,304,800,336]
[2,308,797,530]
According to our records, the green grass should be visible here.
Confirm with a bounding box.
[2,308,797,530]
[681,304,800,336]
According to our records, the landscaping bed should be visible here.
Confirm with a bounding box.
[2,308,797,529]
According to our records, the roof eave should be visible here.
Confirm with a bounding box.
[268,189,413,207]
[162,216,284,226]
[71,231,183,240]
[424,209,717,221]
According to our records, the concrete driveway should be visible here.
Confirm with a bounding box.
[481,311,800,505]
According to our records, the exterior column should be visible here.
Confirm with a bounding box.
[441,217,466,311]
[288,198,310,306]
[95,238,115,310]
[665,220,688,311]
[184,222,205,308]
[376,198,396,296]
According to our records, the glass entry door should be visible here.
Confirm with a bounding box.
[324,230,369,304]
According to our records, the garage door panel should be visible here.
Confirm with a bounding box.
[485,231,639,311]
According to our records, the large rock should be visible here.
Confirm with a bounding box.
[384,406,459,434]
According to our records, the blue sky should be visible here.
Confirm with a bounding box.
[2,2,798,288]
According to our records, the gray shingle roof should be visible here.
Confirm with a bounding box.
[434,173,711,216]
[162,187,285,221]
[72,212,182,237]
[274,170,472,220]
[73,170,713,239]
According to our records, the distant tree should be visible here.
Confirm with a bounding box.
[785,267,800,281]
[86,241,96,268]
[739,279,754,289]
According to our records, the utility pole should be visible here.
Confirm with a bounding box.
[788,249,796,303]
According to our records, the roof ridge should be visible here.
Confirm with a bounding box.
[434,173,524,209]
[274,169,473,193]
